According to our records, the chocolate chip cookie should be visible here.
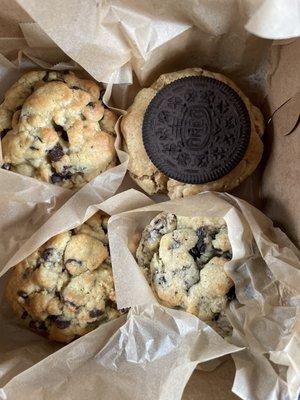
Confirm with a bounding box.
[136,212,234,335]
[121,68,264,198]
[1,70,118,189]
[5,212,122,343]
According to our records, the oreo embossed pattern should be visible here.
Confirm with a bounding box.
[142,76,251,184]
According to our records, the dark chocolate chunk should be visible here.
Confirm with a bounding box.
[226,286,236,301]
[30,146,38,151]
[65,299,78,308]
[53,317,71,329]
[89,309,104,318]
[189,241,205,260]
[17,290,28,299]
[212,312,220,321]
[41,248,53,261]
[1,163,12,170]
[170,238,181,250]
[99,89,105,100]
[72,86,81,90]
[15,106,22,111]
[48,143,64,162]
[21,311,28,319]
[61,166,73,179]
[105,299,116,309]
[87,102,96,108]
[142,76,251,184]
[52,122,69,142]
[157,276,167,285]
[37,321,47,331]
[51,173,63,184]
[42,72,50,82]
[1,128,10,138]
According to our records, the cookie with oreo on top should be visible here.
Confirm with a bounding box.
[121,68,264,198]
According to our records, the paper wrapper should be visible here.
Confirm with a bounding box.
[108,190,300,400]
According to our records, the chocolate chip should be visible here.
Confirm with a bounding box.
[54,317,71,329]
[61,166,73,179]
[15,105,22,111]
[189,228,207,260]
[37,321,47,331]
[1,128,10,138]
[30,146,38,151]
[72,86,81,90]
[105,299,116,309]
[99,89,105,100]
[53,122,69,142]
[42,72,50,82]
[63,70,70,75]
[226,286,236,301]
[157,276,167,285]
[17,290,28,299]
[21,311,28,319]
[48,143,64,162]
[1,163,12,170]
[41,248,53,261]
[171,238,181,250]
[65,299,78,308]
[212,312,220,321]
[101,223,107,234]
[81,114,86,121]
[87,102,96,108]
[89,309,104,318]
[223,250,232,260]
[51,173,63,184]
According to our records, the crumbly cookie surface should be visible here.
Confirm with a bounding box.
[121,68,264,198]
[5,212,122,343]
[136,212,234,335]
[1,70,118,189]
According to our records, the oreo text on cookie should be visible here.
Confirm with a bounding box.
[142,76,251,184]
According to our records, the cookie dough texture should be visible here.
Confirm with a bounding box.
[1,70,118,189]
[5,212,121,343]
[136,212,234,335]
[121,68,264,198]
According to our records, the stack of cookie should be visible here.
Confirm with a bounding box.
[2,67,265,343]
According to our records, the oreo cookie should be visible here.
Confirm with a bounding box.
[142,76,251,184]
